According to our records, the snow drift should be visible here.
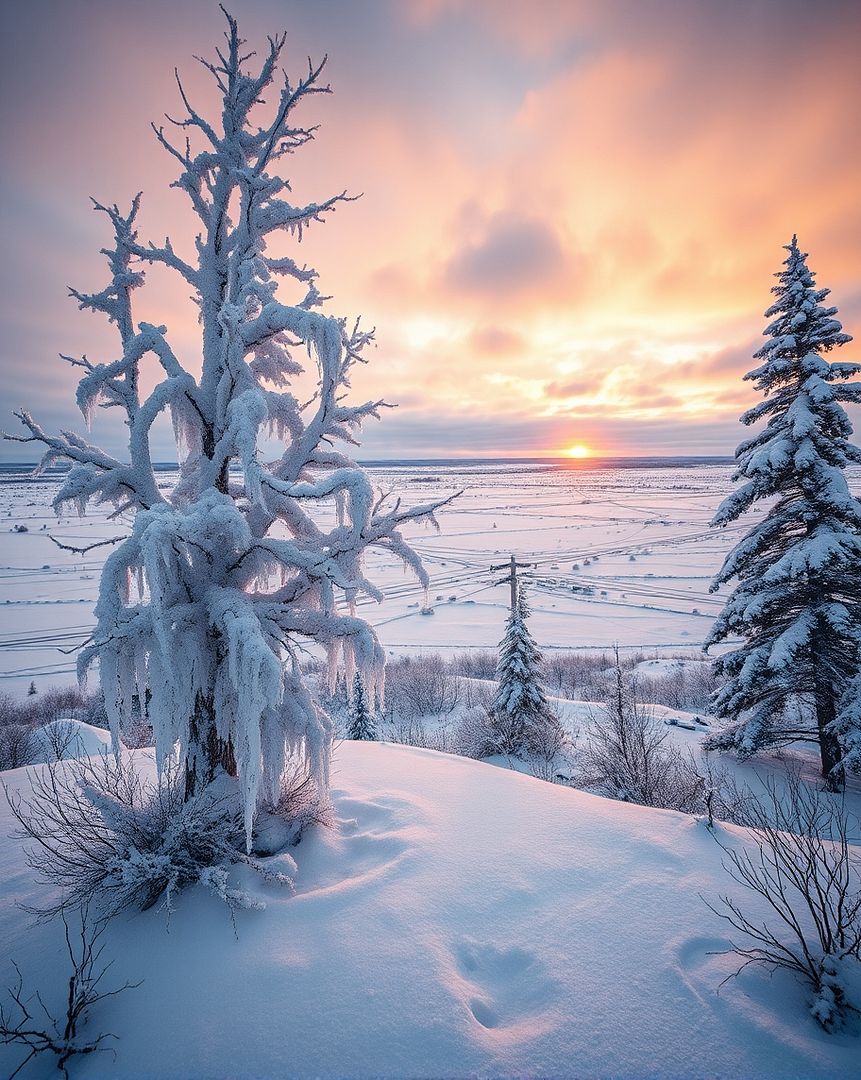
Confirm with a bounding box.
[1,742,858,1078]
[30,718,115,762]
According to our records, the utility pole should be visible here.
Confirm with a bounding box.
[490,554,533,612]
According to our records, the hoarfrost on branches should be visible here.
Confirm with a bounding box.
[5,10,447,849]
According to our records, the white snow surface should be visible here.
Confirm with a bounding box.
[1,741,858,1079]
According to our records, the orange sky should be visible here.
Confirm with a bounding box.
[1,0,859,459]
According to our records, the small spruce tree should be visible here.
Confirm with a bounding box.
[27,681,37,697]
[705,236,861,790]
[492,587,549,755]
[347,673,375,741]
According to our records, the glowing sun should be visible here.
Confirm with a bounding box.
[565,444,592,459]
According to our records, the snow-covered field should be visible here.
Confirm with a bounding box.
[7,456,851,694]
[1,739,858,1079]
[3,460,861,1078]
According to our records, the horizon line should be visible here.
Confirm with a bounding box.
[1,453,738,468]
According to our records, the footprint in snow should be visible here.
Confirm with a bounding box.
[454,940,558,1035]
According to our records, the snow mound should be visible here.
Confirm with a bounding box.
[0,742,858,1079]
[30,718,115,762]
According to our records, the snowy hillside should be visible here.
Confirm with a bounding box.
[1,742,857,1079]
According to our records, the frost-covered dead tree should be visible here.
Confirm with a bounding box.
[705,237,861,791]
[4,10,443,849]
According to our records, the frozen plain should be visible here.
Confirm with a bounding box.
[3,456,833,695]
[2,460,861,1079]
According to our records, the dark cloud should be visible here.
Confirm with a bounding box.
[442,215,567,297]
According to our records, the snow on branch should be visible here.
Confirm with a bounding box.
[5,8,453,852]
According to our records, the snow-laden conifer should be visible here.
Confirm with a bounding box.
[492,587,549,754]
[5,11,444,847]
[347,673,375,741]
[705,236,861,789]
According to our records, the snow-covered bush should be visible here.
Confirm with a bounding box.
[706,236,861,790]
[706,771,861,1030]
[4,11,441,850]
[5,753,302,920]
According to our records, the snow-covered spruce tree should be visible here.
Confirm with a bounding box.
[705,236,861,791]
[4,12,443,848]
[347,672,375,741]
[492,587,550,755]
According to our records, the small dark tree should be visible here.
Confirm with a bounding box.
[27,682,37,698]
[347,673,375,741]
[492,587,550,755]
[705,236,861,791]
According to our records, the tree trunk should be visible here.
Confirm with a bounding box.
[184,690,237,800]
[814,684,844,793]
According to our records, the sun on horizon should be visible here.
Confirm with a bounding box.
[564,444,593,459]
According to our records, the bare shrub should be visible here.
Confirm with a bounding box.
[38,720,80,762]
[4,754,298,921]
[578,711,705,812]
[379,711,462,755]
[381,713,433,749]
[450,706,501,760]
[526,709,573,783]
[635,662,719,714]
[449,650,497,682]
[254,760,333,855]
[37,687,90,724]
[576,653,706,813]
[698,759,774,830]
[385,654,460,717]
[0,904,139,1079]
[546,651,614,700]
[0,725,35,771]
[706,771,861,1030]
[0,685,114,750]
[82,689,110,731]
[458,677,496,711]
[533,649,718,713]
